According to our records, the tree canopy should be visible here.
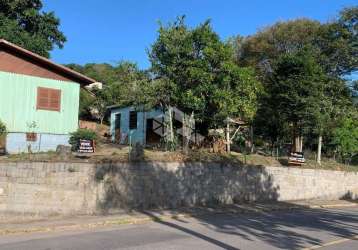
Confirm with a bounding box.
[237,6,357,159]
[67,61,150,121]
[149,17,262,131]
[237,7,358,77]
[0,0,66,57]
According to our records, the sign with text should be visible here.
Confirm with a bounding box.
[78,139,95,153]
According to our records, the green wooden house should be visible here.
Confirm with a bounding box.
[0,39,96,154]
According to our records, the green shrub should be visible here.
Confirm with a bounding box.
[334,117,358,164]
[0,120,6,135]
[69,129,97,150]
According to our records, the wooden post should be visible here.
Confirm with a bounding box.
[169,107,174,143]
[317,135,322,165]
[226,120,231,154]
[250,125,254,154]
[182,113,189,154]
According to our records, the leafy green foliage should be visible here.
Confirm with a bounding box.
[333,115,358,163]
[253,47,353,151]
[237,7,358,77]
[90,87,113,124]
[270,52,325,126]
[0,0,66,57]
[238,19,321,70]
[69,129,97,150]
[238,7,357,156]
[149,17,262,131]
[79,89,95,120]
[317,7,358,76]
[66,61,150,121]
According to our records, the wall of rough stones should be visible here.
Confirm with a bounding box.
[0,162,99,216]
[0,162,357,216]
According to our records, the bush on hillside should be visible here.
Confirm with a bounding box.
[69,129,97,151]
[334,117,358,164]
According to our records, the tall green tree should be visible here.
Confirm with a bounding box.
[149,17,261,133]
[0,0,66,57]
[317,6,358,76]
[309,76,352,164]
[238,19,321,71]
[265,51,327,152]
[239,6,357,159]
[237,6,358,77]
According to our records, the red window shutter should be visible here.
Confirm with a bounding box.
[49,89,61,111]
[37,87,61,111]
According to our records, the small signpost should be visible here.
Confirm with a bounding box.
[78,139,95,153]
[288,151,305,166]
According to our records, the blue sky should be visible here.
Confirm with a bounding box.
[43,0,357,74]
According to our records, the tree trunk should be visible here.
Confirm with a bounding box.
[168,107,174,143]
[317,134,322,165]
[250,125,254,154]
[165,106,174,151]
[182,114,188,154]
[226,120,231,154]
[292,124,298,153]
[299,136,303,152]
[294,136,299,152]
[183,112,194,154]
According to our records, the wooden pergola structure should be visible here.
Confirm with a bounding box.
[224,117,249,153]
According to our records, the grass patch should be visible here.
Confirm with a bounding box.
[0,145,356,172]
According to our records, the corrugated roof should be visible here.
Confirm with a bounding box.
[0,39,97,85]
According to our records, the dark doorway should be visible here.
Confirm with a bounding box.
[114,113,121,143]
[146,118,162,145]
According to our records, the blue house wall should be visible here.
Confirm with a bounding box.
[110,106,163,145]
[6,133,70,154]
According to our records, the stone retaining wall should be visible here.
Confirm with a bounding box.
[0,162,357,216]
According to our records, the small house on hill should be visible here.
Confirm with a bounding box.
[108,105,204,146]
[0,39,96,153]
[109,106,164,145]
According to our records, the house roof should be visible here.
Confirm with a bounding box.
[0,39,97,85]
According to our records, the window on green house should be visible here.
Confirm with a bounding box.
[37,87,61,111]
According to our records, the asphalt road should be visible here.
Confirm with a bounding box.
[0,206,358,250]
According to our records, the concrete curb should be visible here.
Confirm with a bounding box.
[0,202,355,236]
[0,214,185,236]
[0,205,298,236]
[307,203,358,209]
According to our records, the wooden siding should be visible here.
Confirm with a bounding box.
[0,71,79,134]
[0,48,77,82]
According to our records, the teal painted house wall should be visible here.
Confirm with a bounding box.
[110,106,163,145]
[0,71,80,153]
[0,71,79,134]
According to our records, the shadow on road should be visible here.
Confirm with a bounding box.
[94,161,358,249]
[143,211,240,250]
[142,205,358,249]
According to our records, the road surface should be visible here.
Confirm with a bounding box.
[0,206,358,250]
